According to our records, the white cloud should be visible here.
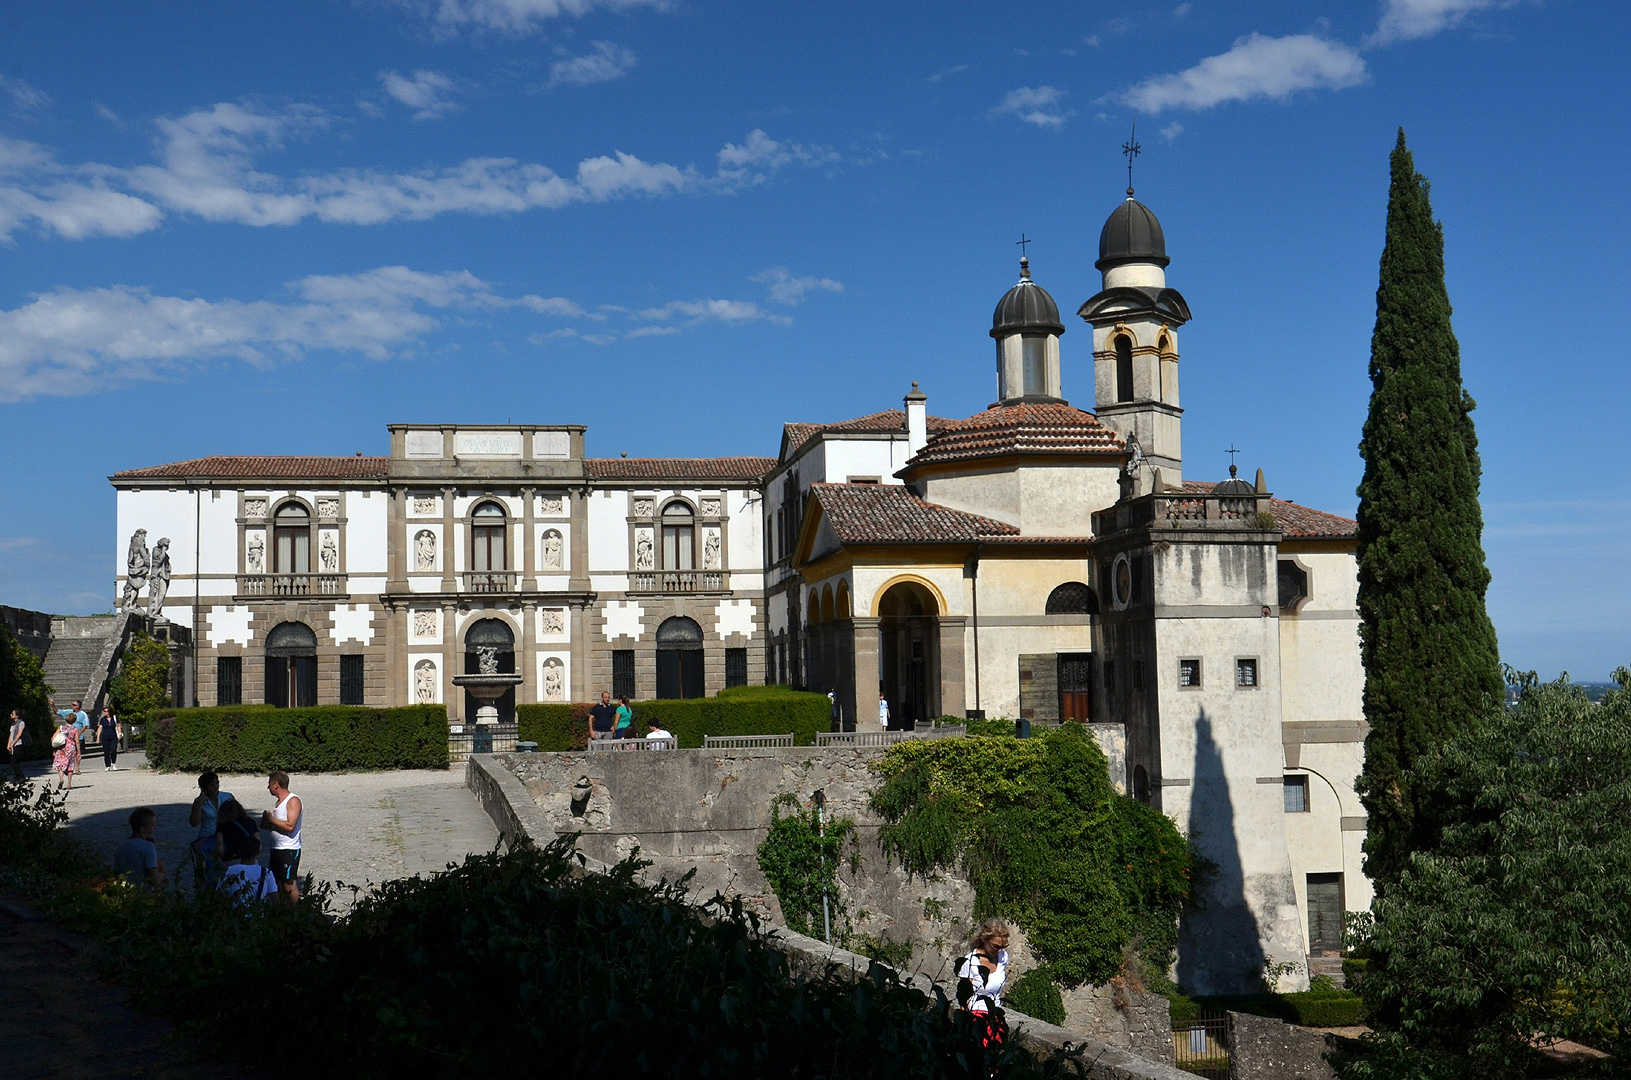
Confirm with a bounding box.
[548,42,637,87]
[1160,121,1184,141]
[1367,0,1519,46]
[0,75,50,119]
[993,86,1072,128]
[415,0,666,36]
[635,298,784,325]
[379,70,462,119]
[751,267,844,305]
[1173,3,1193,18]
[93,103,124,127]
[715,129,840,186]
[1118,34,1367,113]
[927,64,970,83]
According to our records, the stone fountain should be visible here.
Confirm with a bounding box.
[451,645,523,725]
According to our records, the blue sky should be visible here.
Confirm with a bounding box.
[0,0,1624,680]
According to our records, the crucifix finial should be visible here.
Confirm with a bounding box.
[1016,233,1031,257]
[1226,443,1241,477]
[1122,123,1141,196]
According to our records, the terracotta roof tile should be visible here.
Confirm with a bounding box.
[903,401,1125,469]
[782,409,955,458]
[811,483,1019,545]
[112,456,389,481]
[586,457,776,481]
[1182,481,1357,539]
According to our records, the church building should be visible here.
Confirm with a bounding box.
[110,187,1368,993]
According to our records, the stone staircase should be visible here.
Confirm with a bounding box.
[1306,954,1345,988]
[42,614,137,723]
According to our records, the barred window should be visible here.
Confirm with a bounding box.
[612,649,636,700]
[1236,658,1259,689]
[216,656,242,706]
[1178,658,1201,688]
[340,654,365,705]
[725,648,748,689]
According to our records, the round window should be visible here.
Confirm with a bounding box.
[1113,554,1134,610]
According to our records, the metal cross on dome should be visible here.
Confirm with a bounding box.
[1226,443,1242,475]
[1016,233,1031,258]
[1122,124,1141,195]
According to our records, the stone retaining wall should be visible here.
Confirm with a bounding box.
[1228,1011,1340,1080]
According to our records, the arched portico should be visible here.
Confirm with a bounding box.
[877,579,942,729]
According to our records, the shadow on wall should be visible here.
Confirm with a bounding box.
[1176,712,1267,995]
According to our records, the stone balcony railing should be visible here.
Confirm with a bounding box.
[1094,490,1273,536]
[462,571,517,593]
[628,570,728,594]
[237,573,346,597]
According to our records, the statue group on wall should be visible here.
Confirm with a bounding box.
[120,529,173,619]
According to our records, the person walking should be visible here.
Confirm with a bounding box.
[878,693,891,731]
[50,718,80,792]
[98,707,122,772]
[261,771,303,904]
[589,691,618,742]
[955,919,1011,1049]
[112,807,166,889]
[189,772,234,886]
[7,709,27,781]
[613,696,634,739]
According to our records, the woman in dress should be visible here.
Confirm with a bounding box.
[613,696,634,739]
[956,918,1011,1048]
[51,718,80,791]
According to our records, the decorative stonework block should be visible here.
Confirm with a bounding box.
[412,495,438,515]
[632,498,654,518]
[701,498,721,517]
[413,609,439,640]
[538,494,565,516]
[206,605,255,647]
[316,497,339,519]
[714,599,757,639]
[602,600,645,641]
[330,604,374,645]
[244,498,268,519]
[539,608,566,636]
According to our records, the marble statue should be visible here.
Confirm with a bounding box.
[701,499,721,517]
[703,530,721,570]
[414,530,436,571]
[635,531,654,571]
[542,658,564,701]
[541,529,563,570]
[319,533,338,572]
[246,533,264,574]
[476,645,499,675]
[147,537,172,618]
[414,660,436,704]
[121,529,149,611]
[1123,433,1145,478]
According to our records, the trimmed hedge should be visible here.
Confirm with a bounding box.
[1182,989,1367,1029]
[1283,989,1366,1027]
[149,705,449,772]
[519,690,831,750]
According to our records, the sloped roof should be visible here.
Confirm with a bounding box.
[1182,481,1357,539]
[903,401,1125,470]
[112,456,389,481]
[810,483,1019,545]
[586,457,776,481]
[782,409,955,459]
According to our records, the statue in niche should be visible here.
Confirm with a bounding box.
[634,531,654,571]
[541,529,563,570]
[542,659,564,701]
[414,530,436,571]
[476,645,499,675]
[316,498,339,519]
[319,533,338,572]
[540,609,565,635]
[415,661,436,704]
[147,537,172,618]
[413,610,437,638]
[120,529,149,611]
[244,498,267,519]
[246,533,264,574]
[703,530,721,570]
[539,495,564,516]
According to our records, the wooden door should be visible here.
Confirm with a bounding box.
[1058,653,1094,722]
[1306,873,1344,954]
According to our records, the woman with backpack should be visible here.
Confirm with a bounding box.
[956,919,1011,1048]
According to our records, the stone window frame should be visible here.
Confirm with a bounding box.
[1235,656,1260,690]
[1177,657,1202,690]
[269,496,317,576]
[1283,774,1310,813]
[659,496,700,571]
[1278,555,1314,615]
[467,497,513,574]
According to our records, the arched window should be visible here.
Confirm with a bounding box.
[1114,335,1135,403]
[273,502,311,576]
[661,502,694,570]
[656,616,705,699]
[471,501,507,574]
[1046,581,1100,615]
[265,621,317,708]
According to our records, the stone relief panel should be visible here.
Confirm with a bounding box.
[539,608,566,636]
[542,657,565,702]
[634,527,655,570]
[316,497,340,520]
[412,609,439,641]
[412,495,439,516]
[533,431,570,459]
[538,494,565,516]
[632,498,654,518]
[318,530,339,572]
[246,533,265,573]
[540,529,564,570]
[405,431,443,458]
[702,527,722,570]
[414,529,437,571]
[701,498,721,517]
[243,497,267,519]
[414,659,438,704]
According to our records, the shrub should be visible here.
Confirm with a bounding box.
[756,793,854,938]
[524,691,831,750]
[515,703,591,751]
[109,633,171,727]
[964,717,1018,738]
[150,705,449,772]
[1007,968,1067,1026]
[0,622,53,759]
[1285,990,1366,1028]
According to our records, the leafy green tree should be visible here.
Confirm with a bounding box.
[1355,130,1503,889]
[0,622,53,758]
[109,633,171,727]
[1346,672,1631,1079]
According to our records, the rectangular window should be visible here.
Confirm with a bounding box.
[216,656,242,706]
[340,654,365,705]
[1236,657,1259,689]
[1178,658,1202,688]
[725,648,748,688]
[1284,775,1309,813]
[1021,335,1047,396]
[612,649,636,700]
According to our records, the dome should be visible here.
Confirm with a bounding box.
[990,258,1065,338]
[1096,196,1169,272]
[1213,465,1255,496]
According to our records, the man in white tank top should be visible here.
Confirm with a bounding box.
[261,770,303,904]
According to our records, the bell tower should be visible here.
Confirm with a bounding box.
[1078,188,1191,489]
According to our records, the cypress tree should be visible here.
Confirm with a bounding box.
[1355,130,1503,889]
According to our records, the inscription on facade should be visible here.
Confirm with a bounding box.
[455,431,523,458]
[533,431,570,459]
[405,431,443,458]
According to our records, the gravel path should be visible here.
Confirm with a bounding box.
[24,759,498,903]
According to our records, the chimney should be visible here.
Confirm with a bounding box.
[904,381,928,457]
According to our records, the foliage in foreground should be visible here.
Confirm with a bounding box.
[871,724,1191,989]
[1,784,1087,1080]
[0,622,53,759]
[148,704,449,771]
[756,792,855,938]
[1345,673,1631,1079]
[1354,129,1503,889]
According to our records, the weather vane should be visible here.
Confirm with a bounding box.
[1121,123,1141,196]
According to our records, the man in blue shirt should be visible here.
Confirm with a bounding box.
[113,807,165,889]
